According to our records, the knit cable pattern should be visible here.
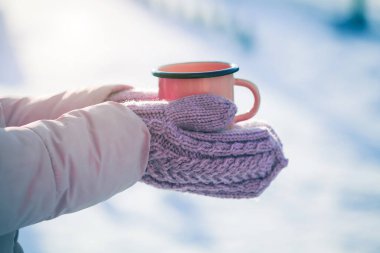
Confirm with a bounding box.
[124,94,288,199]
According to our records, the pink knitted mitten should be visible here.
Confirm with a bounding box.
[124,94,288,199]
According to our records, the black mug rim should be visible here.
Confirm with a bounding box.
[152,61,239,79]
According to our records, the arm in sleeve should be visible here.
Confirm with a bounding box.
[0,85,131,127]
[0,102,150,235]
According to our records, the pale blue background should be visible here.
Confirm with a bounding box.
[0,0,379,252]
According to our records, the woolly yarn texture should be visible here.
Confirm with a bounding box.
[124,94,288,199]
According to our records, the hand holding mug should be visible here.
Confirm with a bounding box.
[121,94,287,199]
[153,61,260,123]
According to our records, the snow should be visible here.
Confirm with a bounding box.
[1,0,379,252]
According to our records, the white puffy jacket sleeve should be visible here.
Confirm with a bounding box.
[0,88,150,236]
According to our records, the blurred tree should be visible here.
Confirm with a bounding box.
[338,0,368,32]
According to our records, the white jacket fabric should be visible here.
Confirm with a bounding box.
[0,85,150,236]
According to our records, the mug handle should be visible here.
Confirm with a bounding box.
[233,78,261,123]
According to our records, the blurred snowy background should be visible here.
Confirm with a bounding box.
[1,0,380,252]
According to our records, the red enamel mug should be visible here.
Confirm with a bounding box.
[152,61,260,123]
